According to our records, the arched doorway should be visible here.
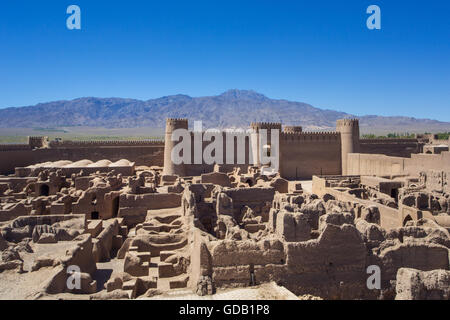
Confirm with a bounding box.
[403,215,413,226]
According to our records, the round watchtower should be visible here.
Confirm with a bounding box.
[163,118,189,176]
[250,122,282,133]
[336,119,360,175]
[249,122,281,166]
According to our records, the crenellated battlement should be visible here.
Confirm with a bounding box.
[336,118,359,127]
[283,126,303,133]
[166,118,188,125]
[27,136,49,149]
[250,122,282,131]
[280,131,340,141]
[0,144,31,151]
[48,139,164,148]
[360,138,419,143]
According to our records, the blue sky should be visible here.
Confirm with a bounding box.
[0,0,449,120]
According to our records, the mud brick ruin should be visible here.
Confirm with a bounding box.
[0,119,449,300]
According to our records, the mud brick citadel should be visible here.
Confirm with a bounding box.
[0,118,449,300]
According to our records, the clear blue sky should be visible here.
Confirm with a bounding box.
[0,1,449,120]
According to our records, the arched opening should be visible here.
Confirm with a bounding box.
[112,197,119,218]
[40,184,50,196]
[403,215,413,226]
[426,151,432,154]
[245,179,253,187]
[91,211,100,220]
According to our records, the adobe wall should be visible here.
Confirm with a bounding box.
[198,224,377,299]
[312,175,400,229]
[0,150,35,175]
[222,187,275,216]
[0,144,164,175]
[359,139,422,158]
[279,132,341,179]
[118,193,182,225]
[164,120,343,179]
[347,151,450,177]
[184,133,253,177]
[15,164,135,177]
[405,152,450,176]
[347,153,407,177]
[425,170,450,194]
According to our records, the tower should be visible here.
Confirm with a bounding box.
[336,119,360,175]
[163,118,189,176]
[249,122,282,167]
[28,136,49,149]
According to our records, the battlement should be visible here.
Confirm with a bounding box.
[165,118,189,132]
[336,118,359,127]
[27,136,49,149]
[283,126,303,133]
[360,138,419,144]
[166,118,188,125]
[280,131,340,141]
[0,144,31,151]
[188,131,253,138]
[250,122,282,131]
[48,139,164,148]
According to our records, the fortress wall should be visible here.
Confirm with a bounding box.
[184,133,253,176]
[359,139,422,158]
[347,153,407,177]
[279,132,341,180]
[405,152,450,176]
[49,140,163,148]
[0,144,31,151]
[0,145,164,175]
[0,150,35,175]
[347,151,450,177]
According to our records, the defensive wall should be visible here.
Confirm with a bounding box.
[347,151,450,177]
[0,139,164,175]
[0,119,429,179]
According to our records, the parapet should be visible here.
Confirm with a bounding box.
[280,131,340,141]
[283,126,303,133]
[166,118,188,127]
[27,136,49,149]
[0,144,31,151]
[250,122,282,131]
[48,139,164,148]
[165,118,188,133]
[336,118,359,127]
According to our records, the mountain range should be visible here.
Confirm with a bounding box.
[0,89,449,134]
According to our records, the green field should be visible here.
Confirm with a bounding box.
[0,127,165,144]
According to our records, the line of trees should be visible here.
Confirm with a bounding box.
[361,132,450,140]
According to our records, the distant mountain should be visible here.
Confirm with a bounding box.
[0,89,449,134]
